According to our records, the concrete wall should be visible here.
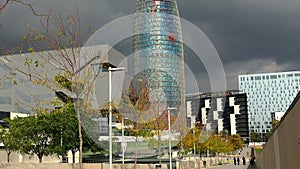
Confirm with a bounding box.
[0,150,67,164]
[0,151,20,163]
[256,92,300,169]
[0,163,167,169]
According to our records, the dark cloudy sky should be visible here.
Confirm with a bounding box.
[0,0,299,93]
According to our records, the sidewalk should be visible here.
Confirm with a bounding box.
[209,163,258,169]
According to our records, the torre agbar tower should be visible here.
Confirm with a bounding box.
[133,0,185,114]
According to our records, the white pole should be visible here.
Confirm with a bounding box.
[109,67,112,169]
[193,127,196,169]
[107,67,124,169]
[60,128,63,163]
[206,126,210,167]
[122,117,125,165]
[168,108,172,169]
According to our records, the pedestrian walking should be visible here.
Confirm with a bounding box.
[233,157,236,165]
[242,156,246,165]
[250,156,256,166]
[237,157,240,165]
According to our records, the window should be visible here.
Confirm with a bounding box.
[255,76,261,80]
[270,75,277,79]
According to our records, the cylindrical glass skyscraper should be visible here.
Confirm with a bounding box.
[133,0,184,114]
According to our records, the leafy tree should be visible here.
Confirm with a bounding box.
[0,119,19,162]
[227,134,243,151]
[180,126,201,152]
[7,114,55,163]
[118,75,154,168]
[264,120,280,142]
[19,9,101,168]
[51,103,104,163]
[219,129,229,137]
[271,120,279,132]
[264,131,272,142]
[2,104,102,163]
[250,132,261,143]
[48,104,79,162]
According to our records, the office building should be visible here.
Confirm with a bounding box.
[198,91,249,141]
[238,71,300,134]
[0,45,126,115]
[133,0,185,113]
[186,93,201,128]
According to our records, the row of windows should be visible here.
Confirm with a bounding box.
[134,34,181,42]
[248,91,296,96]
[136,0,177,11]
[0,96,12,105]
[134,22,181,32]
[240,72,300,81]
[241,83,300,88]
[242,86,299,92]
[247,92,297,98]
[250,125,272,129]
[250,106,286,111]
[240,80,300,86]
[250,121,272,125]
[250,129,270,133]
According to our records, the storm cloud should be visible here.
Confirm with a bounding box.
[0,0,299,92]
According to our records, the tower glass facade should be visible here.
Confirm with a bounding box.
[238,71,300,134]
[133,0,184,112]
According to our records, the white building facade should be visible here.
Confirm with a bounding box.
[238,71,300,134]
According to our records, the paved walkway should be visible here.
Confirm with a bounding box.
[210,164,257,169]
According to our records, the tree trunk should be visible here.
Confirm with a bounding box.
[72,150,76,163]
[38,154,43,163]
[158,132,161,164]
[178,149,181,169]
[199,146,201,169]
[7,151,11,163]
[76,98,83,169]
[189,151,191,168]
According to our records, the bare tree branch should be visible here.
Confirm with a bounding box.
[0,0,47,16]
[0,0,10,12]
[14,0,46,16]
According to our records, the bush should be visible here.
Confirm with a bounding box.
[255,148,263,155]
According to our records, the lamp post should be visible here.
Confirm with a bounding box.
[194,121,202,169]
[193,125,196,169]
[206,124,211,168]
[108,67,124,169]
[167,107,176,169]
[122,117,125,165]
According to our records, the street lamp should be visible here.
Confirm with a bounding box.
[108,67,124,169]
[167,107,176,169]
[205,124,211,168]
[193,124,196,169]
